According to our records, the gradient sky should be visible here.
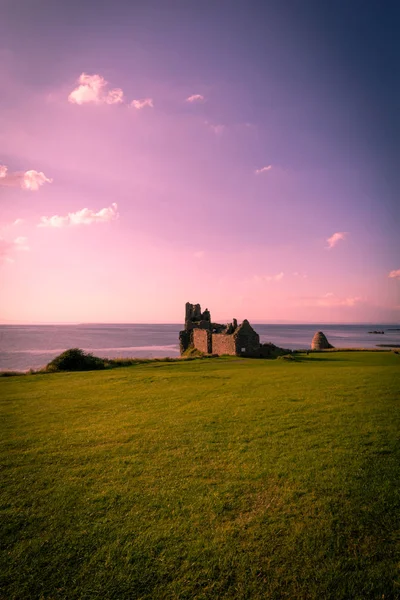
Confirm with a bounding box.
[0,0,399,324]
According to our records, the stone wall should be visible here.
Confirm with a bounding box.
[233,320,261,357]
[192,329,211,354]
[211,333,236,356]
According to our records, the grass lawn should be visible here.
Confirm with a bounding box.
[1,352,399,599]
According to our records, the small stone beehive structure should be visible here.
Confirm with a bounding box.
[179,302,291,358]
[311,331,334,350]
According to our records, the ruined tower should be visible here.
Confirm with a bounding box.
[179,302,261,357]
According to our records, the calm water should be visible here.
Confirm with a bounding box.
[1,323,399,371]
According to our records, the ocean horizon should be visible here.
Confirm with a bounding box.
[1,323,399,372]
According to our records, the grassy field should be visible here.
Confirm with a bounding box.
[1,352,399,599]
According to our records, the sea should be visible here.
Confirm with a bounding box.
[0,323,399,372]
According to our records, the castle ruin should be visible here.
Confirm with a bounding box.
[179,302,289,358]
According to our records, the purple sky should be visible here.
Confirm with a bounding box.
[1,1,399,323]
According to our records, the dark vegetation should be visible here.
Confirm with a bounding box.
[45,348,106,372]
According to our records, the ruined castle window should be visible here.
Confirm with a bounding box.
[241,348,246,352]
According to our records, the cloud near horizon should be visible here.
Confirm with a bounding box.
[326,231,348,249]
[0,165,52,191]
[131,98,154,110]
[38,203,118,228]
[186,94,205,103]
[68,73,124,105]
[255,165,272,175]
[300,293,363,308]
[389,269,400,279]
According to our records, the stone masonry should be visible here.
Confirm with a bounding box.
[179,302,290,358]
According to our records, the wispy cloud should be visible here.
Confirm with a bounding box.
[194,250,205,259]
[104,88,124,105]
[186,94,205,103]
[253,272,284,283]
[204,121,225,135]
[131,98,154,110]
[389,269,400,279]
[68,73,124,105]
[13,218,24,226]
[326,231,348,249]
[300,293,363,308]
[38,203,118,228]
[293,271,308,279]
[255,165,272,175]
[0,235,29,263]
[0,165,52,191]
[14,236,29,251]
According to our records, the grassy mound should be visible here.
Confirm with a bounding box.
[45,348,106,372]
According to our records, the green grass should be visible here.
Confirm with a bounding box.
[1,352,399,599]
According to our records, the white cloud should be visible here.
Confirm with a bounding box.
[210,124,225,135]
[186,94,205,103]
[255,165,272,175]
[14,236,29,251]
[254,272,284,283]
[39,203,118,228]
[13,218,24,226]
[204,121,225,135]
[68,73,124,105]
[342,296,362,307]
[130,98,154,110]
[68,73,106,104]
[293,271,308,279]
[21,170,53,191]
[389,269,400,279]
[300,293,363,308]
[105,88,124,105]
[0,235,29,263]
[326,231,348,249]
[0,166,52,191]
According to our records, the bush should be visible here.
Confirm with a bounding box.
[0,370,24,377]
[46,348,106,372]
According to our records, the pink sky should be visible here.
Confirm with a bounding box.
[0,3,399,324]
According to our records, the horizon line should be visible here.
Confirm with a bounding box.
[1,321,399,326]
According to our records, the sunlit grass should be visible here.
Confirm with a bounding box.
[1,352,399,599]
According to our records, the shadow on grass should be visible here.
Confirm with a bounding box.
[292,354,350,363]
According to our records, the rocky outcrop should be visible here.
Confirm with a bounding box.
[311,331,334,350]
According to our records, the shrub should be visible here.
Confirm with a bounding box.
[0,370,24,377]
[46,348,106,372]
